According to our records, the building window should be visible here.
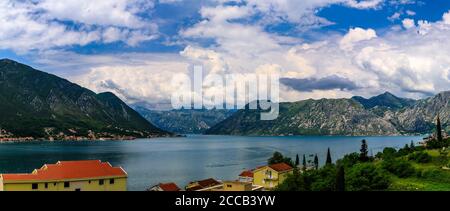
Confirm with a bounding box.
[99,179,104,186]
[88,180,91,184]
[227,185,232,188]
[64,182,70,188]
[109,179,115,184]
[45,183,48,189]
[32,183,38,190]
[54,183,57,186]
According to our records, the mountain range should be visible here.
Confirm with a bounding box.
[0,59,170,140]
[134,106,234,134]
[206,92,449,136]
[1,59,448,138]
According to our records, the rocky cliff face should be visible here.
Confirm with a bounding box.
[386,91,450,133]
[206,99,400,136]
[206,92,450,136]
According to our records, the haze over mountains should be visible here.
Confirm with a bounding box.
[0,59,169,139]
[134,107,234,134]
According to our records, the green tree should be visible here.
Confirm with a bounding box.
[302,154,307,171]
[337,152,360,169]
[310,165,336,191]
[336,165,345,191]
[326,148,333,165]
[295,154,300,167]
[381,159,416,178]
[437,115,443,144]
[268,151,284,165]
[268,151,294,167]
[408,151,432,163]
[275,168,310,191]
[346,163,391,191]
[314,154,319,170]
[410,141,415,150]
[360,139,369,162]
[376,147,397,160]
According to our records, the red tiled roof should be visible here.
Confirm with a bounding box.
[186,178,222,191]
[198,178,221,188]
[1,160,127,182]
[239,170,254,178]
[159,183,181,191]
[269,163,293,172]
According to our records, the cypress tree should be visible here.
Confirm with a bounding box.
[295,154,300,167]
[302,154,307,171]
[437,115,443,144]
[410,141,415,149]
[360,139,369,162]
[314,154,319,170]
[336,165,345,191]
[326,148,332,165]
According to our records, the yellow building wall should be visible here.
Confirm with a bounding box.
[253,167,292,190]
[223,182,252,191]
[0,177,4,191]
[2,177,127,191]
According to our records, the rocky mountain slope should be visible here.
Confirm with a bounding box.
[206,92,449,136]
[0,59,170,139]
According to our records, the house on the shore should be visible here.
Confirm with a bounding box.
[238,170,254,183]
[0,160,127,191]
[148,183,181,191]
[253,163,293,190]
[222,181,263,191]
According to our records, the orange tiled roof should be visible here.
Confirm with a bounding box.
[159,183,181,191]
[269,163,293,172]
[1,160,127,182]
[239,170,254,178]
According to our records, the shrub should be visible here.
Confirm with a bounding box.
[381,159,416,178]
[377,147,398,160]
[408,152,432,163]
[346,163,391,191]
[337,152,360,168]
[309,165,337,191]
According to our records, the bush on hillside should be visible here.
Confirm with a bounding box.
[346,163,391,191]
[381,159,416,178]
[408,152,432,163]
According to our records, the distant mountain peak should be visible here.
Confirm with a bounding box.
[0,58,14,62]
[352,92,417,110]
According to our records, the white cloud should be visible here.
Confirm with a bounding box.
[9,0,450,105]
[340,28,377,50]
[406,10,416,16]
[402,18,415,29]
[388,12,401,21]
[444,10,450,25]
[69,2,450,104]
[0,0,158,52]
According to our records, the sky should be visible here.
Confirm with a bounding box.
[1,0,450,106]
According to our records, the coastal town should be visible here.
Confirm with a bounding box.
[0,159,294,192]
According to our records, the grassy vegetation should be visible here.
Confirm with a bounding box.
[388,149,450,191]
[276,138,450,191]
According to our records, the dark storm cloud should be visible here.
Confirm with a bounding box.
[280,75,360,92]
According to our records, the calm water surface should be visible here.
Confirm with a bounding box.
[0,135,422,191]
